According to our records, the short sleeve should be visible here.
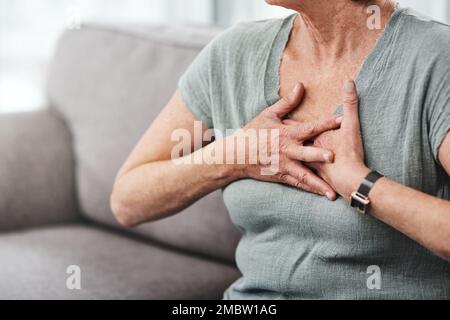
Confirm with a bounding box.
[178,42,214,129]
[428,86,450,162]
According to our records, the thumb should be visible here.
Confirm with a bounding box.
[342,80,360,132]
[269,82,304,118]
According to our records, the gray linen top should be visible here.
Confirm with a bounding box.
[179,7,450,299]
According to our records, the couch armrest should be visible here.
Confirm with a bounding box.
[0,109,79,231]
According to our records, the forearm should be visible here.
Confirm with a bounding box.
[344,168,450,261]
[111,139,242,227]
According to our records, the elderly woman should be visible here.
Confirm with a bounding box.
[111,0,450,299]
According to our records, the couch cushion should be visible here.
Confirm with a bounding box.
[0,110,79,231]
[46,24,241,263]
[0,224,240,299]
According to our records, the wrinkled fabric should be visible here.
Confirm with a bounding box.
[179,7,450,299]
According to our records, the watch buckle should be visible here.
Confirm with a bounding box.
[351,192,370,214]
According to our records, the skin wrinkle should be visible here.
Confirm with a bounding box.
[276,0,397,125]
[270,0,394,60]
[294,4,366,58]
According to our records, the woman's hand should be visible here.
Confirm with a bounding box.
[308,80,371,200]
[233,82,343,200]
[305,81,450,261]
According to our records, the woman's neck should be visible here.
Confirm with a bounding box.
[288,0,397,64]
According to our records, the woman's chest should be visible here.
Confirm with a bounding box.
[220,74,443,248]
[278,57,362,123]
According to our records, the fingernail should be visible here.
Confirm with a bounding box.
[292,83,300,94]
[336,116,344,124]
[323,153,333,163]
[344,80,355,93]
[326,192,334,201]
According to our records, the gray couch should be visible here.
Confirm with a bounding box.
[0,23,242,299]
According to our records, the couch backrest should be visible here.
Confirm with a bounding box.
[46,23,241,263]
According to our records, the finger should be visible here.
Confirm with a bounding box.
[342,80,360,132]
[282,175,315,193]
[282,119,300,126]
[268,82,305,118]
[289,115,343,141]
[285,145,334,163]
[285,162,337,200]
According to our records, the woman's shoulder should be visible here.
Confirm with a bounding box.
[396,8,450,85]
[399,8,450,56]
[205,15,292,62]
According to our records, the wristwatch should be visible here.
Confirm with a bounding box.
[351,171,384,214]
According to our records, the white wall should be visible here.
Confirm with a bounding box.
[0,0,213,113]
[400,0,448,22]
[168,0,213,24]
[214,0,292,26]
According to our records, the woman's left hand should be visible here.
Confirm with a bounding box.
[307,80,371,201]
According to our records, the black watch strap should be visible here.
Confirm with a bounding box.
[357,171,384,197]
[351,171,384,214]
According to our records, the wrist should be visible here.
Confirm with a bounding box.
[215,162,247,183]
[211,136,248,182]
[340,164,371,201]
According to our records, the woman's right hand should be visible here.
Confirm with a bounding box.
[231,83,343,201]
